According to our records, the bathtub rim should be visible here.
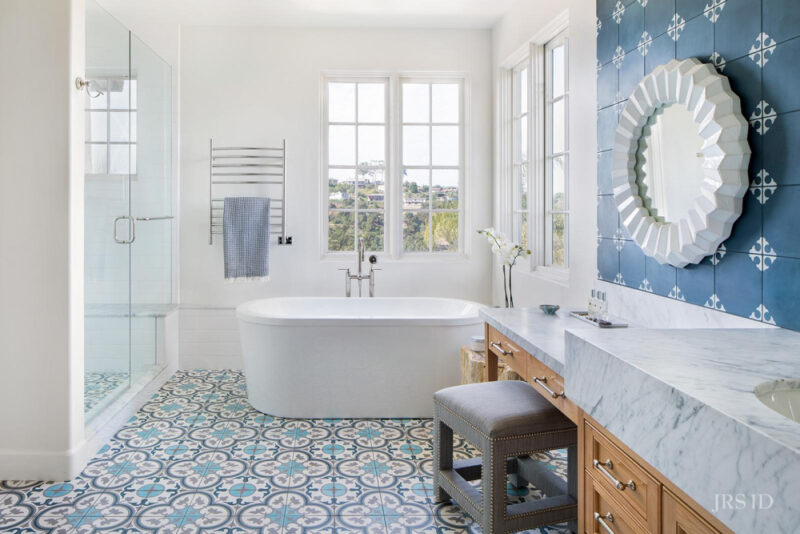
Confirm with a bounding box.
[236,296,486,327]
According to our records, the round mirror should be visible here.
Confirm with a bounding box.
[635,103,705,224]
[612,58,750,267]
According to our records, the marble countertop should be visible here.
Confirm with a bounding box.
[479,307,603,374]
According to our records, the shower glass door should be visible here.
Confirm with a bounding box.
[84,0,173,423]
[84,0,133,420]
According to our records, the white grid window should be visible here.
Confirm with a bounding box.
[85,77,137,176]
[401,80,463,253]
[545,34,569,267]
[512,63,530,250]
[325,79,388,253]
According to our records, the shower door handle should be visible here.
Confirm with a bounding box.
[113,215,136,244]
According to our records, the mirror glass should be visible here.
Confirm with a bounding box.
[635,103,705,223]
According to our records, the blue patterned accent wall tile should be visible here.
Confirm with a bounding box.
[598,105,620,152]
[763,0,800,44]
[763,256,800,328]
[598,0,618,21]
[598,195,620,238]
[619,50,645,99]
[763,38,800,115]
[598,63,619,109]
[763,110,800,185]
[598,150,614,195]
[722,185,762,253]
[645,257,677,297]
[645,0,676,39]
[620,241,647,289]
[714,0,762,61]
[598,238,621,282]
[598,15,620,65]
[723,55,763,119]
[763,186,800,258]
[676,13,714,59]
[676,0,709,21]
[714,251,763,318]
[677,257,715,306]
[646,31,676,74]
[620,1,645,53]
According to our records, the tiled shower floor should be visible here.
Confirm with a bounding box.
[84,372,129,413]
[0,370,570,533]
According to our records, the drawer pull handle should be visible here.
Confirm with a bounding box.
[534,376,565,398]
[594,512,616,534]
[490,342,512,356]
[593,459,636,491]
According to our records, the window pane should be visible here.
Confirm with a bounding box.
[432,84,459,123]
[109,144,130,174]
[328,168,355,209]
[86,111,107,142]
[552,99,566,154]
[514,212,528,250]
[552,156,566,211]
[358,168,385,209]
[403,83,430,123]
[552,45,566,98]
[86,144,107,174]
[432,212,459,252]
[432,169,458,209]
[329,125,355,165]
[328,211,355,251]
[358,83,385,123]
[358,212,384,252]
[403,212,429,252]
[518,163,528,210]
[109,111,129,142]
[520,115,528,162]
[110,79,132,109]
[520,67,529,113]
[329,83,356,123]
[551,214,567,267]
[403,169,430,209]
[403,126,430,165]
[432,126,459,166]
[357,125,385,166]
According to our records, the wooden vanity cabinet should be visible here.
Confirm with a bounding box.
[482,321,732,534]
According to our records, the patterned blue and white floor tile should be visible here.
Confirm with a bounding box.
[84,372,129,413]
[0,370,571,533]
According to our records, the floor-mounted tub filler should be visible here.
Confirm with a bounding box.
[237,297,484,418]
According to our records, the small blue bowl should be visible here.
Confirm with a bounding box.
[539,304,560,315]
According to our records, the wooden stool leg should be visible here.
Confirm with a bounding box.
[567,444,578,533]
[434,414,453,503]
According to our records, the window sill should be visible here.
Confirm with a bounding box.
[523,265,570,287]
[321,252,470,263]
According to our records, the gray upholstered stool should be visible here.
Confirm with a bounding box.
[433,380,578,533]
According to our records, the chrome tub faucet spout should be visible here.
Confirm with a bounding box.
[339,238,379,297]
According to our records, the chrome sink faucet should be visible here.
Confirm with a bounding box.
[339,238,379,297]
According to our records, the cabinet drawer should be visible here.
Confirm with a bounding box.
[486,326,529,379]
[585,422,659,532]
[662,489,721,534]
[527,352,579,422]
[585,471,648,534]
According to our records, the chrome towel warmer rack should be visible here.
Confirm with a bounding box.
[208,138,292,245]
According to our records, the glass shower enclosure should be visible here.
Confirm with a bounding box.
[84,0,173,422]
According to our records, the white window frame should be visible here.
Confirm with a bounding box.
[399,76,466,256]
[511,61,531,252]
[321,74,391,255]
[498,13,570,285]
[321,72,469,260]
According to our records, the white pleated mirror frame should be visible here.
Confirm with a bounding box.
[612,58,751,267]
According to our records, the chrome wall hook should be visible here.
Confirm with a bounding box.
[75,77,104,98]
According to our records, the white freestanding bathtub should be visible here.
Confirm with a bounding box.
[236,297,484,418]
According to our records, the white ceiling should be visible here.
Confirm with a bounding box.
[98,0,519,29]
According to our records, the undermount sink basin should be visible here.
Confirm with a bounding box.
[754,379,800,423]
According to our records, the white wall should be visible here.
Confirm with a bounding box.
[179,26,494,366]
[490,0,598,309]
[0,0,87,480]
